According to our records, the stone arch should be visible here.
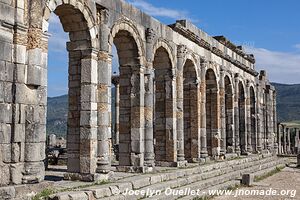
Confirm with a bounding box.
[111,24,145,167]
[109,18,145,66]
[24,0,101,179]
[43,0,98,47]
[249,86,256,151]
[184,53,200,79]
[205,68,219,156]
[238,81,247,154]
[224,75,234,152]
[152,39,175,69]
[183,59,200,161]
[153,46,175,163]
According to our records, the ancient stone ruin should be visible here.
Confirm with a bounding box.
[0,0,279,196]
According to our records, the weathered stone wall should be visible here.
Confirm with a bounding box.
[0,0,277,186]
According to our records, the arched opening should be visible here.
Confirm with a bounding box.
[111,45,120,164]
[183,59,199,161]
[224,76,234,152]
[250,87,256,152]
[153,47,173,162]
[113,30,142,166]
[205,69,218,157]
[43,4,95,175]
[238,82,246,153]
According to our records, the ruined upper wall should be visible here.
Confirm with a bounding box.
[95,0,258,76]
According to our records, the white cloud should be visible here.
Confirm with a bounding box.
[48,14,68,53]
[128,0,198,22]
[294,44,300,50]
[246,46,300,84]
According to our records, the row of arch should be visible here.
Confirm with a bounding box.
[41,1,260,172]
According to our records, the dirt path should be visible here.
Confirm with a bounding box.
[213,164,300,200]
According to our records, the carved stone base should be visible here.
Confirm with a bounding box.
[64,171,114,182]
[225,153,238,160]
[155,160,188,167]
[115,166,154,173]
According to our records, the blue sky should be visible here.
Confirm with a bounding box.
[47,0,300,97]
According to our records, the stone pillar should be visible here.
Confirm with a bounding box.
[96,8,111,174]
[273,92,278,151]
[296,128,300,154]
[287,128,291,154]
[190,83,201,161]
[283,125,287,154]
[23,27,47,183]
[110,75,120,161]
[144,69,155,166]
[112,76,120,160]
[200,60,208,158]
[144,28,155,167]
[48,134,57,147]
[246,81,252,153]
[234,74,241,154]
[219,68,226,155]
[130,66,145,168]
[256,84,263,152]
[78,50,99,176]
[266,86,273,150]
[165,71,178,163]
[176,45,187,162]
[294,128,299,154]
[277,124,282,154]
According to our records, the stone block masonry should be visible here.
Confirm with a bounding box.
[0,0,277,188]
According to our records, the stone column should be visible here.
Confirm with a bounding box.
[266,86,274,150]
[144,68,155,166]
[219,68,226,155]
[256,84,263,152]
[296,128,300,154]
[96,8,111,174]
[144,28,155,167]
[283,125,287,154]
[112,76,120,160]
[287,128,291,154]
[200,59,208,158]
[130,66,145,168]
[277,124,282,154]
[234,74,241,154]
[294,128,299,154]
[246,81,252,153]
[165,71,178,163]
[176,45,187,162]
[273,92,278,151]
[23,27,47,183]
[190,83,201,161]
[79,49,99,176]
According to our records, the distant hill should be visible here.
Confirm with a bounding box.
[272,83,300,123]
[47,95,68,137]
[47,83,300,136]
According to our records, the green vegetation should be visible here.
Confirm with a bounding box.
[32,179,110,199]
[272,83,300,123]
[32,188,55,200]
[254,166,284,182]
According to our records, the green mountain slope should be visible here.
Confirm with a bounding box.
[47,83,300,136]
[272,83,300,122]
[47,95,68,137]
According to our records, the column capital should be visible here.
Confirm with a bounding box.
[146,28,156,43]
[97,8,110,25]
[177,44,187,58]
